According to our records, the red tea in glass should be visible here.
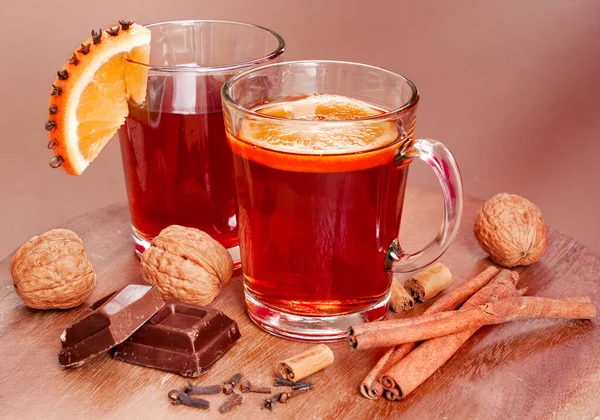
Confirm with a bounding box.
[117,20,285,257]
[222,61,463,340]
[230,96,408,316]
[120,105,238,250]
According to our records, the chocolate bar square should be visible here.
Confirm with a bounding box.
[59,284,165,367]
[113,303,241,377]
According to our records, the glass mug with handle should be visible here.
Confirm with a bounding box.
[222,60,463,340]
[118,20,285,264]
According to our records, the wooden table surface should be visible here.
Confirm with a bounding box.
[1,186,599,420]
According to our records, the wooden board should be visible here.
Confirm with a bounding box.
[1,187,599,419]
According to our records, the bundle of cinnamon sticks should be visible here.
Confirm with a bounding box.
[350,266,597,401]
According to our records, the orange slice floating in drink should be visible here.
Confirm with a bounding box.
[230,94,401,172]
[45,22,151,175]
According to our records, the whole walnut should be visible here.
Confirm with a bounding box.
[474,193,547,267]
[11,229,96,309]
[140,225,233,306]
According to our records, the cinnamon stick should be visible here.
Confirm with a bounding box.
[352,266,501,339]
[354,296,596,350]
[276,344,334,381]
[349,310,458,341]
[358,266,500,399]
[350,267,504,348]
[359,348,393,399]
[404,262,452,302]
[380,268,519,399]
[389,279,414,312]
[421,265,501,313]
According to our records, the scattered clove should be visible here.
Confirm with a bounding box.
[67,53,79,65]
[263,393,282,411]
[273,375,294,387]
[48,105,58,115]
[278,387,311,403]
[273,375,314,390]
[263,387,312,410]
[222,372,242,395]
[292,382,314,391]
[106,26,120,36]
[119,20,133,30]
[240,380,271,394]
[165,375,311,412]
[78,43,90,55]
[51,84,62,96]
[57,70,68,80]
[91,29,102,44]
[218,392,243,414]
[168,389,209,410]
[49,156,63,168]
[183,380,222,395]
[47,140,58,149]
[45,120,57,131]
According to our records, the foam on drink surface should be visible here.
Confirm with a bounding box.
[238,94,398,155]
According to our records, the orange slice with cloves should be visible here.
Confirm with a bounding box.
[45,21,151,175]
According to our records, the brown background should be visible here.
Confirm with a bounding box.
[1,0,600,260]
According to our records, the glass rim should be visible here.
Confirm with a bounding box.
[221,60,420,124]
[127,19,285,74]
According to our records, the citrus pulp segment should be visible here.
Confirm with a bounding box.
[231,94,401,172]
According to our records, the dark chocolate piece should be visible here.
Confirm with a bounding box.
[58,285,165,367]
[113,303,241,377]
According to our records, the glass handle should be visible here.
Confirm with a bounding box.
[385,138,463,273]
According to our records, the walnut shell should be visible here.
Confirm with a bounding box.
[140,225,233,305]
[474,193,548,267]
[10,229,96,309]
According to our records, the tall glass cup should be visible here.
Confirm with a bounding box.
[222,61,463,340]
[119,20,285,263]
